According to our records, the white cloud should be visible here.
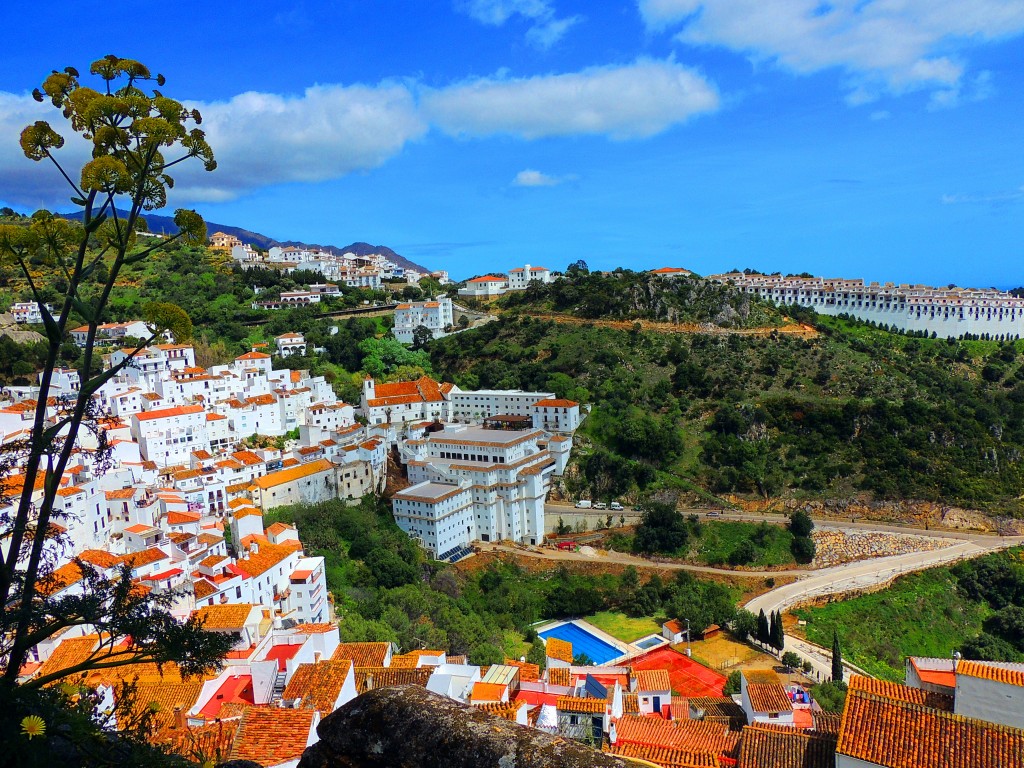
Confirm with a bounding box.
[942,186,1024,205]
[636,0,1024,101]
[513,169,565,186]
[423,59,719,140]
[458,0,581,48]
[0,82,427,206]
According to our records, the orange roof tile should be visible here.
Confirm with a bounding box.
[502,658,540,683]
[56,486,86,497]
[234,541,297,578]
[837,688,1024,768]
[532,398,579,407]
[615,715,739,756]
[105,487,137,500]
[471,682,507,702]
[77,549,121,568]
[736,724,836,768]
[745,683,792,714]
[332,642,390,667]
[194,604,256,630]
[956,659,1024,689]
[235,351,271,361]
[549,667,572,687]
[606,743,719,768]
[118,548,169,569]
[253,458,332,490]
[848,675,953,711]
[354,666,431,693]
[282,660,353,715]
[557,696,605,713]
[228,707,314,765]
[134,405,205,421]
[636,669,671,692]
[546,637,573,663]
[193,579,217,599]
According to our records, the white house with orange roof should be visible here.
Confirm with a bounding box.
[248,458,336,512]
[360,375,453,425]
[130,404,210,467]
[648,266,694,279]
[393,297,455,344]
[507,264,553,290]
[275,332,307,358]
[530,398,581,434]
[458,275,507,299]
[953,659,1024,729]
[70,320,155,347]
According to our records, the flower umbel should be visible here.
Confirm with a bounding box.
[21,715,46,739]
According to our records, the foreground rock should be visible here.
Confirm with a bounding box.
[297,685,628,768]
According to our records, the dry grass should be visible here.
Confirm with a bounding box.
[684,632,777,672]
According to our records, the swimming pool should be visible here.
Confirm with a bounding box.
[538,621,623,665]
[634,635,667,650]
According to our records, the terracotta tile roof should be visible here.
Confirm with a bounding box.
[77,549,120,568]
[811,712,841,736]
[637,669,672,692]
[546,637,573,663]
[290,622,336,635]
[331,642,390,667]
[56,485,86,497]
[532,398,579,408]
[502,658,540,682]
[557,696,606,713]
[105,487,137,500]
[192,578,217,599]
[235,351,271,361]
[837,688,1024,768]
[743,670,783,686]
[34,636,98,682]
[253,458,332,489]
[194,603,256,630]
[118,548,169,569]
[848,674,953,711]
[154,719,238,763]
[745,683,792,714]
[354,666,431,693]
[119,680,205,732]
[134,404,204,421]
[956,659,1024,689]
[467,275,505,283]
[265,521,294,536]
[549,667,572,687]
[615,715,740,756]
[234,541,297,578]
[737,724,837,768]
[471,682,508,702]
[607,743,720,768]
[282,660,353,715]
[199,554,227,568]
[689,696,746,728]
[231,450,264,466]
[623,692,640,713]
[228,707,314,766]
[167,511,201,525]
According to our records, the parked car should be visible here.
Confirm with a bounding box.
[574,500,592,509]
[610,501,624,511]
[706,511,722,517]
[593,502,608,510]
[557,540,576,551]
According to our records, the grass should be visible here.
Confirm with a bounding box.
[792,564,992,682]
[586,611,663,643]
[692,521,796,568]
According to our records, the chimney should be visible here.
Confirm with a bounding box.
[173,706,186,731]
[366,673,374,691]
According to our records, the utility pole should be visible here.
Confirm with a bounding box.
[685,618,691,657]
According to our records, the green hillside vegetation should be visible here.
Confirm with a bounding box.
[430,280,1024,511]
[498,263,782,327]
[264,498,740,664]
[793,548,1024,681]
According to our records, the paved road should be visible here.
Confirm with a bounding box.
[744,538,1020,681]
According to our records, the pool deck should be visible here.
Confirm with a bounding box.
[534,618,635,664]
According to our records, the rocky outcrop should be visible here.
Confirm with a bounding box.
[297,686,628,768]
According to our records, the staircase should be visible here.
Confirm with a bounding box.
[272,670,287,701]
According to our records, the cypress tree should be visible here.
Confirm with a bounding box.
[773,611,785,651]
[757,609,769,645]
[832,629,843,682]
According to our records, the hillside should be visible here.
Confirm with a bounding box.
[430,271,1024,513]
[57,209,431,273]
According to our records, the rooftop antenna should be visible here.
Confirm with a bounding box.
[952,650,962,672]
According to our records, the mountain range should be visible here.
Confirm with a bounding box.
[60,209,431,274]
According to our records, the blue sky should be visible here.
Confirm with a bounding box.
[1,1,1023,286]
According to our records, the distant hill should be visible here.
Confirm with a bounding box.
[59,210,431,274]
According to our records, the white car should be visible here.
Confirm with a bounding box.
[574,500,592,509]
[594,502,608,510]
[610,501,624,511]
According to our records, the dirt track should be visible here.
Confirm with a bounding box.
[519,312,818,338]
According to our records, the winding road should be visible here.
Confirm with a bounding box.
[481,514,1024,681]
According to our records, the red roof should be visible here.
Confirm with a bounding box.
[235,351,270,361]
[264,643,303,672]
[198,675,255,717]
[467,275,506,283]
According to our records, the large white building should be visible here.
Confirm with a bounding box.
[391,481,474,560]
[507,265,553,291]
[393,298,455,344]
[711,271,1024,339]
[458,275,507,299]
[396,424,561,552]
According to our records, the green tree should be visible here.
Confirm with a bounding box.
[757,609,770,645]
[411,324,433,350]
[723,670,742,695]
[731,609,758,642]
[832,629,843,681]
[789,510,815,538]
[781,651,802,670]
[791,535,816,564]
[633,501,690,554]
[0,56,227,691]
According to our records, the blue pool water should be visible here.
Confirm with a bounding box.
[538,622,622,665]
[634,635,665,650]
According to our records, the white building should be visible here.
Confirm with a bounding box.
[458,275,507,299]
[130,404,210,467]
[360,376,452,425]
[711,271,1024,339]
[10,301,53,324]
[70,320,157,347]
[507,265,553,291]
[275,332,308,358]
[393,298,455,344]
[391,481,474,560]
[739,670,794,726]
[398,425,558,548]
